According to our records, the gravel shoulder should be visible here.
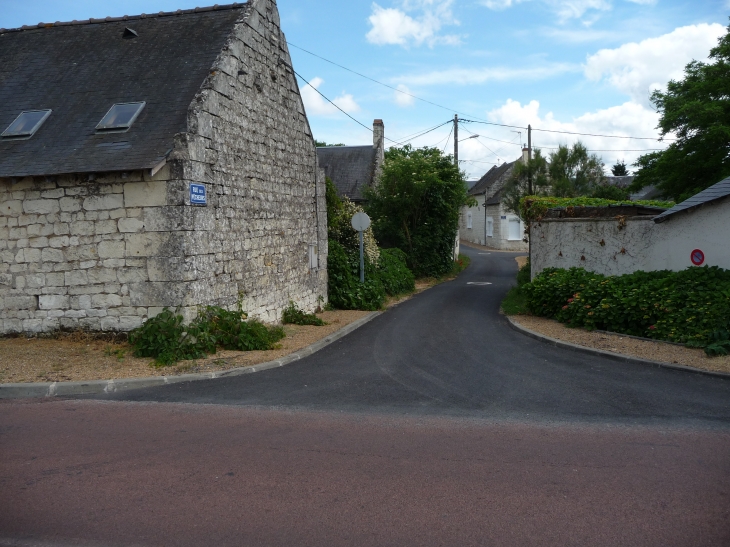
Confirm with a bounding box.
[0,310,372,384]
[511,314,730,375]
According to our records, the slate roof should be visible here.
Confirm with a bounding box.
[653,176,730,223]
[317,145,376,202]
[0,4,246,178]
[468,161,516,196]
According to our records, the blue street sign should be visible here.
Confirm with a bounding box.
[190,183,207,205]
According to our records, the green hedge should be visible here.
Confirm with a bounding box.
[523,266,730,348]
[327,240,415,310]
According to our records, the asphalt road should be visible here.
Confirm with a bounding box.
[2,246,729,546]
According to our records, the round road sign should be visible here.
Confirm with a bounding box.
[351,212,371,232]
[691,249,705,266]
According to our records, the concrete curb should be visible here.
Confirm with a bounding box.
[0,311,383,399]
[506,316,730,380]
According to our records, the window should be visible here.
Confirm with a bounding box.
[96,102,145,131]
[508,217,521,241]
[466,212,473,229]
[1,110,52,139]
[309,244,319,269]
[486,217,494,238]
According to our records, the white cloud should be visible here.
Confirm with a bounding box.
[585,23,726,106]
[395,84,415,106]
[480,0,610,21]
[624,0,657,4]
[395,62,576,86]
[300,78,360,117]
[484,98,669,171]
[366,0,461,47]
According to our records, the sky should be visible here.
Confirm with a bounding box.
[1,0,727,179]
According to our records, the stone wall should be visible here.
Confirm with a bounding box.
[0,0,328,334]
[530,198,730,278]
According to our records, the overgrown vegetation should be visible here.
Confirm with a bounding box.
[518,196,675,222]
[523,266,730,356]
[129,305,285,366]
[501,260,531,315]
[365,145,474,278]
[282,301,325,326]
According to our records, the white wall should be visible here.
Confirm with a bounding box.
[531,198,730,278]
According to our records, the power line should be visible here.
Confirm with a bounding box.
[442,124,454,154]
[292,69,408,147]
[285,37,676,147]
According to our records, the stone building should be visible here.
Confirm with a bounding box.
[0,1,327,335]
[459,151,527,251]
[316,120,385,202]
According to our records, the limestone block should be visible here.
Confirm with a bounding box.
[54,223,70,235]
[129,281,188,307]
[39,294,69,310]
[59,196,81,212]
[95,220,118,235]
[141,206,186,232]
[0,273,12,286]
[83,194,124,211]
[5,295,37,309]
[117,268,148,283]
[88,268,118,284]
[126,233,183,258]
[25,273,45,288]
[29,237,49,248]
[102,259,126,268]
[98,240,125,259]
[45,272,65,286]
[49,236,70,248]
[86,309,107,318]
[109,208,126,220]
[63,310,87,319]
[119,316,143,331]
[15,248,41,263]
[65,271,89,286]
[0,200,23,217]
[124,181,168,208]
[100,317,120,331]
[77,295,92,310]
[79,260,98,269]
[41,188,65,199]
[91,293,123,308]
[9,227,27,239]
[22,318,44,333]
[23,200,60,215]
[118,217,145,233]
[70,221,95,236]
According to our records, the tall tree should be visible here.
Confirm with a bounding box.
[632,23,730,202]
[611,160,629,176]
[548,142,605,197]
[502,149,550,216]
[364,146,473,277]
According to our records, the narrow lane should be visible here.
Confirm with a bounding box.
[88,246,730,426]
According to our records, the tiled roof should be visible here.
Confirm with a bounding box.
[469,161,515,196]
[0,4,246,178]
[317,145,376,202]
[654,176,730,223]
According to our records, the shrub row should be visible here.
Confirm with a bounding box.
[523,266,730,350]
[328,240,415,310]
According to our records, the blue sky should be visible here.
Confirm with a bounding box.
[2,0,727,179]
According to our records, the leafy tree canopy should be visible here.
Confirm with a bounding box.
[632,23,730,202]
[364,145,473,277]
[315,140,345,147]
[611,160,629,176]
[502,142,605,218]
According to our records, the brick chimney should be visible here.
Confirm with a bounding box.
[373,119,385,180]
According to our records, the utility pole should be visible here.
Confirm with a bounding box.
[453,114,458,166]
[527,124,532,195]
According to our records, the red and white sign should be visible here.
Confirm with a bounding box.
[691,249,705,266]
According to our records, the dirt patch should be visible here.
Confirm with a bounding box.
[0,310,372,384]
[512,315,730,374]
[515,256,528,269]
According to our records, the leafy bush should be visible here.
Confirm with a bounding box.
[516,259,531,287]
[364,145,471,278]
[523,266,730,353]
[282,301,326,326]
[129,305,285,366]
[327,239,386,310]
[377,248,415,296]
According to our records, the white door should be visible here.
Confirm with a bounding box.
[467,212,472,229]
[508,217,521,240]
[486,217,493,238]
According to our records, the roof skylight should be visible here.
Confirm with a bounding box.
[96,102,145,131]
[1,110,52,139]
